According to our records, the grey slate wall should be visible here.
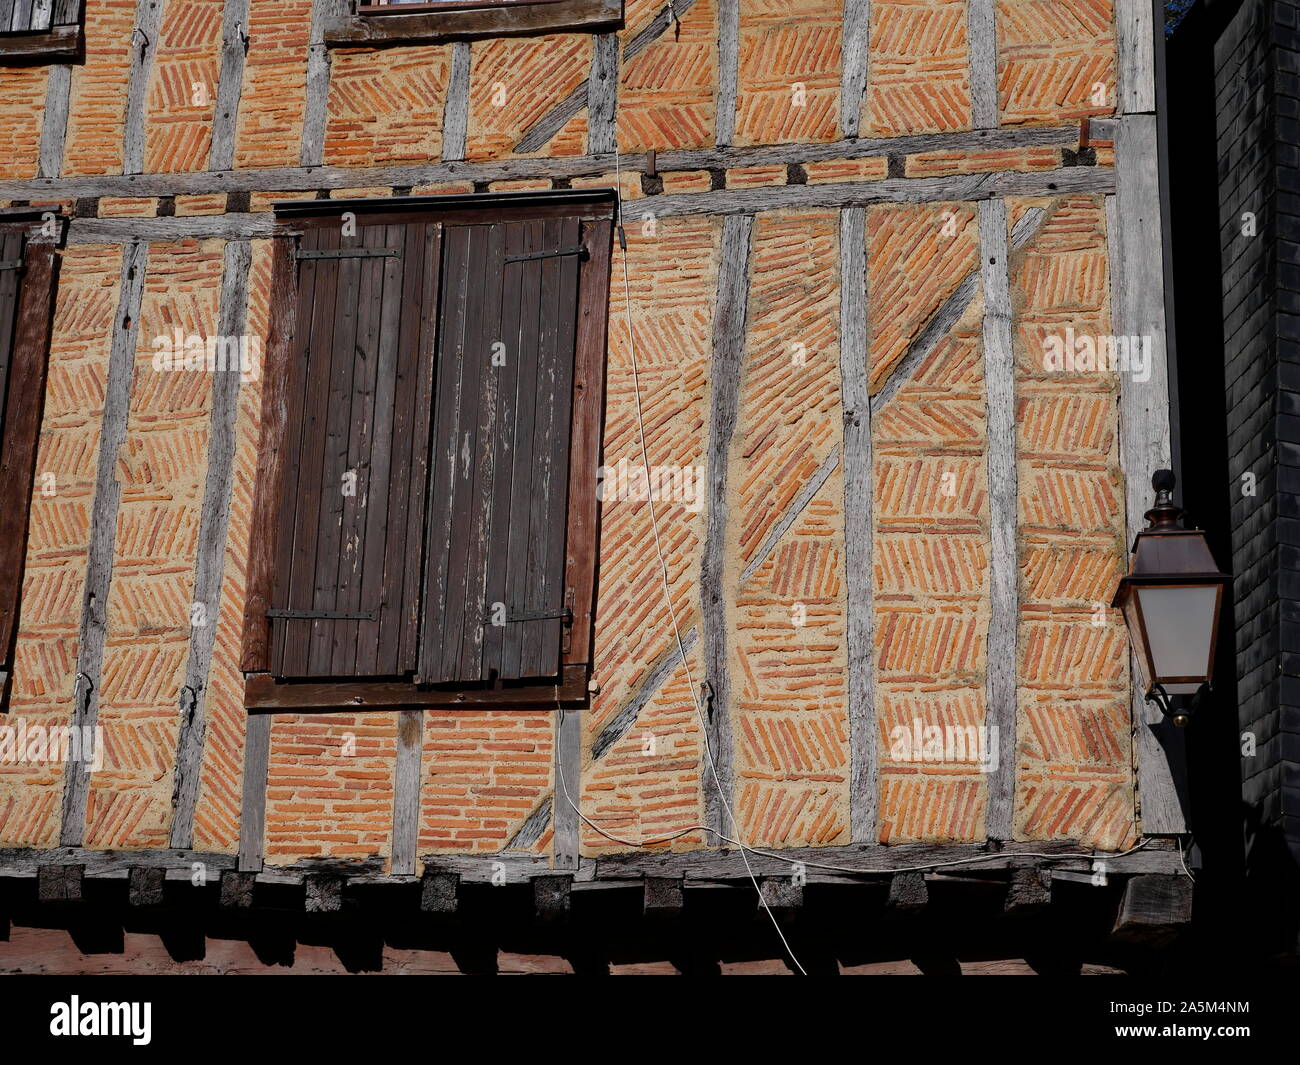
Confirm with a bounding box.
[1216,0,1300,872]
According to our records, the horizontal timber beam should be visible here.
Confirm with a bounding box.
[1,125,1085,203]
[56,168,1116,246]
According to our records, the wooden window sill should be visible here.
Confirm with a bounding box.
[244,663,589,712]
[324,0,622,47]
[0,26,83,65]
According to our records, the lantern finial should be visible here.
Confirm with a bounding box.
[1145,468,1183,531]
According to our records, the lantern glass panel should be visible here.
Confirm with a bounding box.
[1135,584,1218,693]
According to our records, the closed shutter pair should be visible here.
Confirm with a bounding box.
[267,212,588,686]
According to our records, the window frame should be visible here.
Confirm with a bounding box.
[0,0,84,64]
[325,0,622,48]
[241,190,615,713]
[0,210,62,707]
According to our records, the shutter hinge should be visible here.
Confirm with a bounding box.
[295,248,400,260]
[561,588,575,654]
[266,608,377,621]
[483,606,574,625]
[504,245,588,264]
[0,259,23,271]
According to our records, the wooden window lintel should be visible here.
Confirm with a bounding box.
[325,0,623,48]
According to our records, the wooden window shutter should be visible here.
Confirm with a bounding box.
[0,222,59,692]
[419,216,583,684]
[268,220,441,679]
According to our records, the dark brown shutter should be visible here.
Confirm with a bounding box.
[268,221,441,679]
[0,227,24,449]
[419,216,582,684]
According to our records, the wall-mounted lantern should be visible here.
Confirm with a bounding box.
[1111,470,1232,727]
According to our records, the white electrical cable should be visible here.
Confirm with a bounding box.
[602,145,807,975]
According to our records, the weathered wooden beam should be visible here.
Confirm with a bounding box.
[967,0,999,130]
[586,32,619,157]
[979,197,1017,842]
[591,628,699,761]
[123,0,167,175]
[324,0,623,47]
[0,237,59,665]
[302,0,337,167]
[1110,874,1193,943]
[37,864,83,904]
[1003,866,1051,915]
[553,705,582,870]
[67,215,280,244]
[128,866,166,908]
[716,0,739,147]
[643,876,684,918]
[887,871,928,912]
[533,874,573,922]
[420,871,460,915]
[1109,117,1186,836]
[390,709,423,876]
[61,242,148,848]
[701,213,753,837]
[839,206,876,844]
[589,839,1184,880]
[758,877,803,918]
[0,847,238,878]
[169,239,251,850]
[219,869,256,909]
[441,40,471,163]
[244,663,589,711]
[0,23,80,63]
[37,63,71,178]
[643,167,1115,219]
[840,0,870,138]
[3,125,1084,202]
[236,713,272,873]
[238,236,296,673]
[209,0,252,172]
[304,874,344,914]
[1116,0,1156,115]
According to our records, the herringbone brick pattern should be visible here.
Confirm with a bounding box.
[734,0,841,146]
[62,3,137,176]
[905,145,1062,178]
[465,34,590,160]
[996,0,1116,126]
[0,246,123,846]
[325,46,449,165]
[419,710,554,855]
[1010,195,1132,848]
[618,0,717,152]
[732,211,848,846]
[866,0,972,137]
[233,0,313,169]
[580,216,715,852]
[0,67,48,179]
[872,228,989,843]
[582,649,706,852]
[264,713,396,862]
[84,242,223,849]
[143,0,223,173]
[868,203,979,394]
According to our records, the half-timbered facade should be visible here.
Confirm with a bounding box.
[0,0,1199,973]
